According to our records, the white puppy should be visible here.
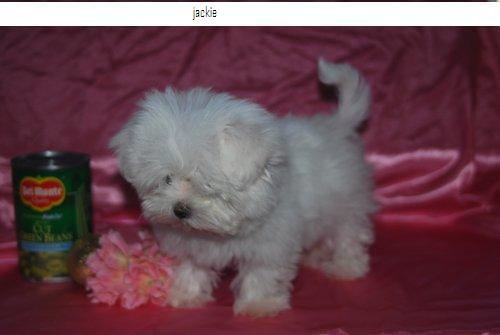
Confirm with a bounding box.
[110,59,376,317]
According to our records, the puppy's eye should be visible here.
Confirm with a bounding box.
[164,175,172,185]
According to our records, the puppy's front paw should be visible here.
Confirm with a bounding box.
[234,295,290,318]
[168,285,214,308]
[167,261,217,309]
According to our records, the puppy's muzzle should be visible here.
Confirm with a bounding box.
[173,201,191,219]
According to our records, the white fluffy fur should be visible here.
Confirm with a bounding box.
[110,59,377,317]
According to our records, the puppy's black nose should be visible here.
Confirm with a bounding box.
[173,202,191,219]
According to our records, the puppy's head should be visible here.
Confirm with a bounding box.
[110,87,285,236]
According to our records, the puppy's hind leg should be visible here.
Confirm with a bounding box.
[329,214,373,280]
[304,214,374,280]
[167,260,218,308]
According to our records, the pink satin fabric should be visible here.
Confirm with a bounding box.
[0,28,499,334]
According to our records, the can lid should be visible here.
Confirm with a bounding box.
[11,151,90,170]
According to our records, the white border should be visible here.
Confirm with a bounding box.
[0,2,498,26]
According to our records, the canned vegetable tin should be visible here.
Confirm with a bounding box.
[11,151,93,282]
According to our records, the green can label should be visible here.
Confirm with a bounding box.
[12,153,92,282]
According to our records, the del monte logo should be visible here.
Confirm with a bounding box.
[20,177,66,212]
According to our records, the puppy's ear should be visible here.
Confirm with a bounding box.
[218,120,279,189]
[109,125,137,184]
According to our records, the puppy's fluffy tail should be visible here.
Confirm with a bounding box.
[318,58,370,129]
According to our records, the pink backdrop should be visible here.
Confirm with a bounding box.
[0,28,499,334]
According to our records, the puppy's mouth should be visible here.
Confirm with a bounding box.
[152,215,239,237]
[181,217,239,237]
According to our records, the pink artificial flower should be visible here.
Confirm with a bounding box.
[138,230,160,258]
[95,230,141,270]
[85,229,174,309]
[149,268,172,307]
[122,259,157,309]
